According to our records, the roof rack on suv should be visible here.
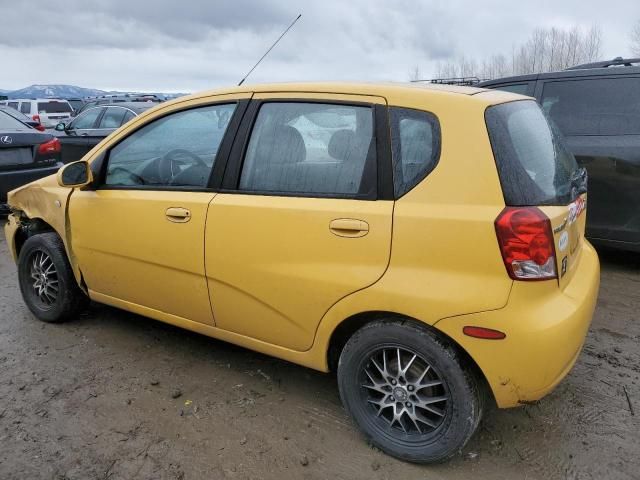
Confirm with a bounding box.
[411,77,485,86]
[566,56,640,70]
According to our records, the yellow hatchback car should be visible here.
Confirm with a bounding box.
[4,82,599,463]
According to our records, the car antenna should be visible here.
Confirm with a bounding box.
[237,14,302,86]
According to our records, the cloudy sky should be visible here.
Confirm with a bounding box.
[0,0,637,92]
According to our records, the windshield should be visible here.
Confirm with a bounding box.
[0,110,28,130]
[485,100,579,206]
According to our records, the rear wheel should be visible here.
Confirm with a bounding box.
[337,319,482,463]
[18,232,88,323]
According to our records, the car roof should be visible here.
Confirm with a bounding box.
[9,98,72,102]
[100,102,156,112]
[214,81,486,96]
[478,63,640,87]
[163,81,528,111]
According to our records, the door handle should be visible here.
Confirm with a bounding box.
[329,218,369,238]
[166,207,191,223]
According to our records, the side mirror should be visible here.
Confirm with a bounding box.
[57,160,93,188]
[55,122,67,131]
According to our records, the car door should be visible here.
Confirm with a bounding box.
[68,94,251,325]
[205,94,394,350]
[536,75,640,246]
[60,107,103,163]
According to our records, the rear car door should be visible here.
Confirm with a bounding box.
[536,75,640,248]
[205,93,394,350]
[68,95,250,324]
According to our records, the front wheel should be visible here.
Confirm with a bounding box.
[18,232,88,323]
[337,319,482,463]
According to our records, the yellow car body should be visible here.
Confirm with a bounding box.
[4,82,599,413]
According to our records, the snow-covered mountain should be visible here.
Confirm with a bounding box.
[5,84,106,99]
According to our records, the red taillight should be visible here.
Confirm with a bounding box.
[35,124,45,132]
[37,138,61,155]
[495,207,557,281]
[32,114,41,123]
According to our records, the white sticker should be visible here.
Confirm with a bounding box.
[559,231,569,252]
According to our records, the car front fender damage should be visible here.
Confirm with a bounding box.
[4,176,85,291]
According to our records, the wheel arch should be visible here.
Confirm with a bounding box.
[326,311,495,407]
[14,216,57,258]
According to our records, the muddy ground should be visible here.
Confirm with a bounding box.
[0,226,638,480]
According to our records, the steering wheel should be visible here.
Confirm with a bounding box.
[108,166,146,185]
[158,149,206,184]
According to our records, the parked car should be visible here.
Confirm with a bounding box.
[0,106,45,131]
[0,110,62,213]
[75,94,162,116]
[65,98,85,115]
[3,82,599,463]
[478,57,640,252]
[0,98,73,128]
[55,102,156,163]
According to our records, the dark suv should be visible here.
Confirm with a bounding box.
[478,57,640,252]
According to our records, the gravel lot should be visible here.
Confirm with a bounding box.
[1,222,639,480]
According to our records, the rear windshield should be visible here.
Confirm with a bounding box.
[37,101,72,113]
[0,110,27,129]
[486,100,579,206]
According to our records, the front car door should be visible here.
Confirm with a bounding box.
[536,75,640,248]
[205,93,394,350]
[68,94,251,325]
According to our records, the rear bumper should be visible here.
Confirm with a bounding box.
[435,241,600,408]
[0,163,63,204]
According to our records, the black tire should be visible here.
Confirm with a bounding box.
[337,319,482,463]
[18,232,88,323]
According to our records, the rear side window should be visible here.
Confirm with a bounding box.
[486,100,578,206]
[239,102,376,198]
[0,110,26,129]
[20,103,31,114]
[542,78,640,135]
[37,101,72,113]
[390,107,440,197]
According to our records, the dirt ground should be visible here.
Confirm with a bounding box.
[0,225,638,480]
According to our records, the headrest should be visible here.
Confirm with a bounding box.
[263,125,306,164]
[328,129,357,161]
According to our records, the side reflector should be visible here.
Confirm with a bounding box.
[463,326,506,340]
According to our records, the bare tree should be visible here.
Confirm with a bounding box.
[631,20,640,56]
[431,24,603,80]
[409,65,422,81]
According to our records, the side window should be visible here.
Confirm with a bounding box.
[541,78,640,135]
[98,107,127,129]
[390,107,441,197]
[122,110,136,125]
[20,103,31,114]
[105,103,236,188]
[493,83,529,95]
[8,102,18,110]
[71,108,102,130]
[239,102,375,197]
